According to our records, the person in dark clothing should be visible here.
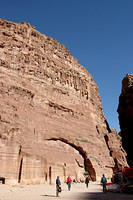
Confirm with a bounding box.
[101,174,107,192]
[85,176,89,188]
[56,176,61,197]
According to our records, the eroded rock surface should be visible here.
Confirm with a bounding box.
[118,74,133,167]
[0,19,127,184]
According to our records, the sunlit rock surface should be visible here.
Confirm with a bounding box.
[0,19,127,184]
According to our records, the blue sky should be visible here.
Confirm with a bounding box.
[1,0,133,132]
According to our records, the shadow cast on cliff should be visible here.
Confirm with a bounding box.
[47,137,96,181]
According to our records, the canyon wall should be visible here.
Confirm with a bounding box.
[0,19,127,184]
[118,74,133,167]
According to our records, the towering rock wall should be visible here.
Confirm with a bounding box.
[118,74,133,167]
[0,19,127,184]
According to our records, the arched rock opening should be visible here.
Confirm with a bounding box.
[47,137,96,181]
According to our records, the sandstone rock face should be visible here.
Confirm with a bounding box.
[117,74,133,167]
[0,19,127,184]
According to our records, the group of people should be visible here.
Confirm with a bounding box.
[85,174,107,193]
[56,174,107,197]
[56,175,91,197]
[56,176,72,197]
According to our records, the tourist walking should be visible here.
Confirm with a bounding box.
[67,176,72,191]
[85,176,89,188]
[56,176,61,197]
[101,174,107,193]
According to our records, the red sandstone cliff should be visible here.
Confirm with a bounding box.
[117,74,133,167]
[0,19,127,184]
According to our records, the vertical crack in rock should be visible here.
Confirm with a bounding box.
[104,119,111,133]
[104,133,120,173]
[18,157,23,183]
[18,145,23,183]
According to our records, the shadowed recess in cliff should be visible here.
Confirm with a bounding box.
[46,137,96,181]
[104,134,123,173]
[117,74,133,167]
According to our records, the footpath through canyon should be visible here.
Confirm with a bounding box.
[0,182,133,200]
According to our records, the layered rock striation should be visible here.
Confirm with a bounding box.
[117,74,133,167]
[0,19,127,184]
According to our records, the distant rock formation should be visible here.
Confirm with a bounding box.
[118,74,133,167]
[0,18,127,184]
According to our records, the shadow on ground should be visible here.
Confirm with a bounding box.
[77,192,133,200]
[41,194,56,197]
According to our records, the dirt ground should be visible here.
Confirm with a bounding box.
[0,182,133,200]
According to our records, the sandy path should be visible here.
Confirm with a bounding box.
[0,182,133,200]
